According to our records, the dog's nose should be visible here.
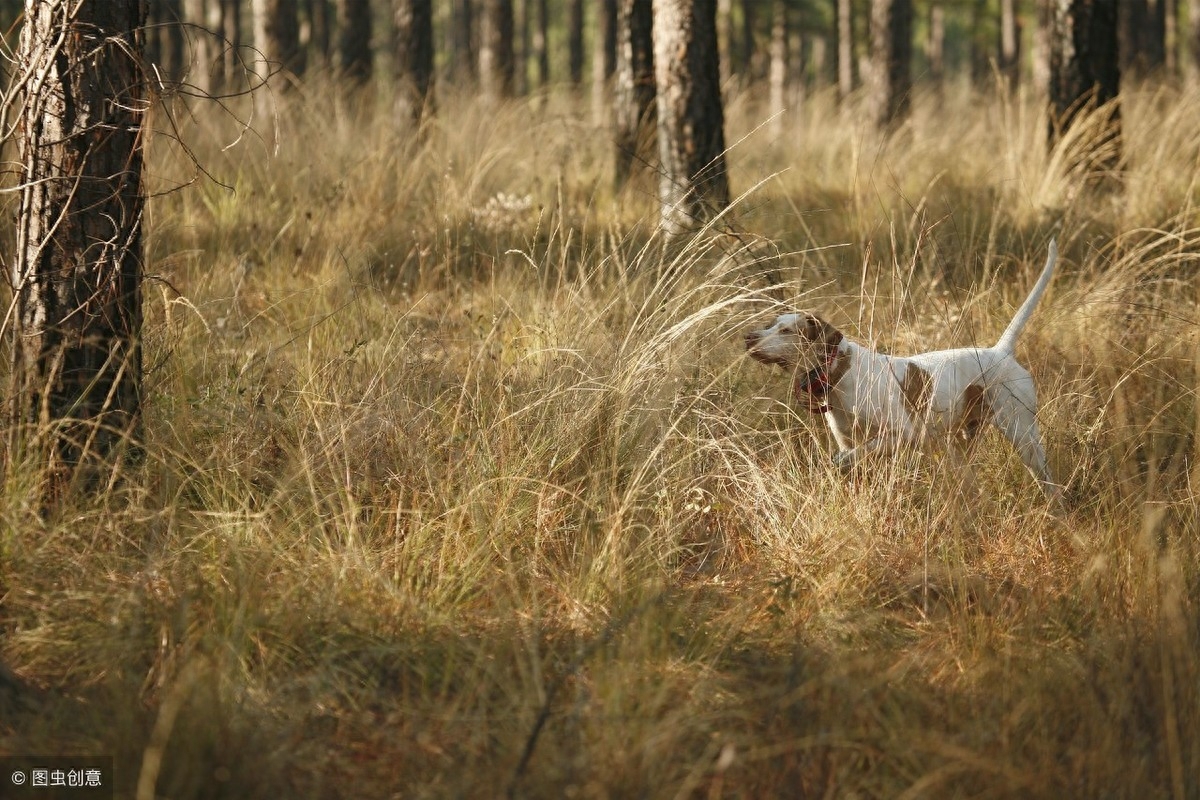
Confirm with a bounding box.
[744,331,759,348]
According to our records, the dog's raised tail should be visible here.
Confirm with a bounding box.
[994,239,1057,355]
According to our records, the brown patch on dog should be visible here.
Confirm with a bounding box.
[955,383,993,442]
[899,363,934,420]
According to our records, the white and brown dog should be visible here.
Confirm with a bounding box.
[745,240,1062,502]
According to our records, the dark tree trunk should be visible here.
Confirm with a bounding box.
[395,0,434,124]
[768,0,787,131]
[1191,0,1200,74]
[252,0,301,79]
[452,0,477,82]
[836,0,854,101]
[1000,0,1020,89]
[302,0,332,64]
[1120,0,1166,77]
[532,0,549,86]
[9,0,147,497]
[336,0,372,83]
[969,0,989,84]
[593,0,617,119]
[149,0,186,84]
[870,0,912,130]
[567,0,584,83]
[739,0,755,76]
[184,0,215,93]
[652,0,729,236]
[1048,0,1121,166]
[613,0,654,187]
[480,0,514,99]
[222,0,244,80]
[927,2,945,89]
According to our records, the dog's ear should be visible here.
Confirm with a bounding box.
[807,314,843,348]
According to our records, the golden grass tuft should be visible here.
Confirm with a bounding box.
[2,79,1200,797]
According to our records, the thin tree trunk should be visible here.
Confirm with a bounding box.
[336,0,372,83]
[740,0,755,76]
[252,0,300,79]
[836,0,854,101]
[1048,0,1121,169]
[395,0,434,124]
[452,0,476,82]
[151,0,186,85]
[614,0,654,187]
[532,0,549,87]
[514,0,527,94]
[1191,0,1200,75]
[870,0,912,131]
[567,0,584,83]
[480,0,514,99]
[305,0,332,65]
[222,0,244,81]
[593,0,617,121]
[768,0,787,134]
[717,0,732,84]
[1000,0,1020,89]
[9,0,147,498]
[652,0,729,236]
[927,3,945,91]
[184,0,215,94]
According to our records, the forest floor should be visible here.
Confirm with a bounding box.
[3,77,1200,798]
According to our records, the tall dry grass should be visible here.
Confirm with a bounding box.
[2,75,1199,798]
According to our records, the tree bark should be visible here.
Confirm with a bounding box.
[1191,0,1200,75]
[613,0,654,188]
[927,2,945,90]
[836,0,854,101]
[869,0,912,131]
[303,0,332,65]
[532,0,549,87]
[1048,0,1121,167]
[394,0,433,124]
[768,0,787,134]
[183,0,215,94]
[1000,0,1021,89]
[1120,0,1166,77]
[9,0,147,497]
[251,0,300,80]
[451,0,476,82]
[479,0,514,99]
[652,0,729,236]
[336,0,372,83]
[149,0,186,85]
[593,0,617,120]
[567,0,584,83]
[222,0,244,81]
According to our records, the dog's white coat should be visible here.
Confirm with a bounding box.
[745,240,1061,501]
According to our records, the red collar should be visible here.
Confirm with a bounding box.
[793,346,841,414]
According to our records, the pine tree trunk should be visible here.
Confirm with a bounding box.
[252,0,301,79]
[305,0,333,65]
[451,0,476,82]
[532,0,549,86]
[184,0,215,94]
[836,0,854,101]
[1048,0,1121,167]
[9,0,147,497]
[870,0,912,130]
[567,0,584,83]
[593,0,617,121]
[768,0,787,134]
[652,0,729,236]
[480,0,514,99]
[337,0,372,83]
[222,0,245,80]
[150,0,186,84]
[614,0,654,187]
[394,0,433,124]
[927,2,945,91]
[1120,0,1166,76]
[1000,0,1021,89]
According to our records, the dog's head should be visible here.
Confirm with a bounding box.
[744,311,843,371]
